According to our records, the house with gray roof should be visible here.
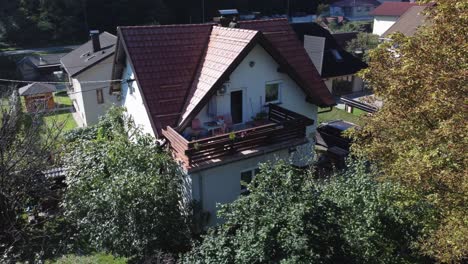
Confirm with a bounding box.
[17,53,66,81]
[61,31,118,127]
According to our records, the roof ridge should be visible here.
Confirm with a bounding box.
[238,18,289,24]
[212,26,258,34]
[118,23,215,30]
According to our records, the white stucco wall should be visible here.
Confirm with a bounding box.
[120,60,156,137]
[373,16,399,36]
[69,56,118,126]
[189,145,312,226]
[193,44,319,138]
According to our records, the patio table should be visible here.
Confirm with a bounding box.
[203,121,223,136]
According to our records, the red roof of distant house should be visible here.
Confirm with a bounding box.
[115,19,335,134]
[370,2,420,16]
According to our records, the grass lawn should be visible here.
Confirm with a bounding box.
[42,110,77,132]
[54,91,72,107]
[317,107,364,126]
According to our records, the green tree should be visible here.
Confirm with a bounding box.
[183,161,434,263]
[351,0,467,261]
[345,32,379,63]
[62,108,191,261]
[46,253,127,264]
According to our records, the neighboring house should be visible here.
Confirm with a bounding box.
[110,19,335,225]
[292,23,368,97]
[17,53,66,81]
[61,31,118,127]
[18,83,56,112]
[371,2,422,36]
[330,0,381,21]
[382,5,428,37]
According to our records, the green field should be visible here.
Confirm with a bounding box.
[317,107,365,126]
[54,91,72,107]
[42,110,77,132]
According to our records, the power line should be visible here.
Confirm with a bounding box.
[0,78,126,85]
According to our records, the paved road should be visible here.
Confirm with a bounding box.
[0,45,80,56]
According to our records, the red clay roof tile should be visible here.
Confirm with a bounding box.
[117,19,335,134]
[370,2,420,16]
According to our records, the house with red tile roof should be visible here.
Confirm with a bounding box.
[111,19,335,225]
[371,2,423,36]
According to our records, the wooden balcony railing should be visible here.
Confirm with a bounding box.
[161,104,314,168]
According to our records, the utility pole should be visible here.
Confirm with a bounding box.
[82,0,89,34]
[202,0,205,23]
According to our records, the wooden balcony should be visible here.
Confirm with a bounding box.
[162,104,314,171]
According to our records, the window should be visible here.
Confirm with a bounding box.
[331,49,343,62]
[96,88,104,104]
[265,82,281,104]
[240,168,260,195]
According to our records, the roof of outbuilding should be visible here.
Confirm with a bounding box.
[383,5,428,37]
[61,32,117,77]
[18,82,56,96]
[332,31,359,49]
[370,2,420,16]
[291,23,367,78]
[115,19,335,134]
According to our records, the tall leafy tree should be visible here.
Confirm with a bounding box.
[351,0,467,261]
[62,108,191,261]
[183,161,434,263]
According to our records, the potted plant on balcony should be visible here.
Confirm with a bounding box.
[252,111,268,126]
[228,132,237,153]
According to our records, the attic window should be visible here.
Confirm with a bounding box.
[331,49,343,62]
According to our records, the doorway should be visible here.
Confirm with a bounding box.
[230,90,243,124]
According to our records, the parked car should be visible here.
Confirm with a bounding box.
[314,120,358,173]
[315,120,357,150]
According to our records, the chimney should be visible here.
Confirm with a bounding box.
[90,30,100,52]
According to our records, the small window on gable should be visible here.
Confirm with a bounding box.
[265,82,281,104]
[240,168,260,195]
[331,49,343,62]
[96,88,104,104]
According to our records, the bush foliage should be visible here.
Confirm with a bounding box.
[183,161,435,263]
[62,108,191,260]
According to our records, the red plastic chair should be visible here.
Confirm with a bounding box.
[191,118,203,138]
